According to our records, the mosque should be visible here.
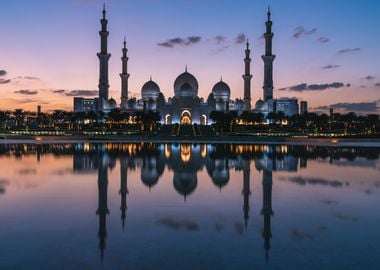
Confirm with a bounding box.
[74,6,302,123]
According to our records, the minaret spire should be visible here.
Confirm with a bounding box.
[262,7,276,101]
[98,4,111,103]
[242,38,253,111]
[120,36,130,110]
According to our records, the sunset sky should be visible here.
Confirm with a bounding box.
[0,0,379,113]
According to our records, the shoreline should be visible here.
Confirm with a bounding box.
[1,135,380,147]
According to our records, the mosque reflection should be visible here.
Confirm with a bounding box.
[88,143,277,261]
[0,143,379,262]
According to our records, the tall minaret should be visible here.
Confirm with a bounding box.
[120,37,130,110]
[98,4,111,100]
[243,40,253,111]
[262,7,276,101]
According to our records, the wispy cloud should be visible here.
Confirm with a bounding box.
[315,101,379,112]
[0,70,7,76]
[214,35,227,44]
[280,82,348,92]
[362,75,375,81]
[321,65,340,69]
[157,36,202,48]
[234,33,246,44]
[0,79,11,84]
[14,89,38,95]
[337,48,360,54]
[293,26,317,39]
[13,76,40,81]
[318,36,329,43]
[64,90,98,96]
[52,89,66,94]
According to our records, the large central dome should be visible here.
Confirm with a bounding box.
[174,71,199,97]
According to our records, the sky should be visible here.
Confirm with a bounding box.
[0,0,379,114]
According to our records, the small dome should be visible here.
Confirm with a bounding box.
[174,71,198,97]
[108,98,117,108]
[212,80,230,101]
[142,80,160,100]
[255,99,269,112]
[234,99,245,110]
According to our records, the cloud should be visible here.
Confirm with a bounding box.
[375,83,380,87]
[0,70,7,76]
[293,26,317,39]
[14,89,38,95]
[280,82,347,92]
[156,216,200,231]
[318,36,329,43]
[286,176,345,188]
[157,36,201,48]
[0,79,11,84]
[315,101,379,112]
[52,89,66,94]
[321,65,340,69]
[308,82,345,90]
[362,75,375,81]
[64,90,98,96]
[0,179,10,195]
[337,48,360,54]
[14,76,40,80]
[234,33,246,44]
[215,35,227,44]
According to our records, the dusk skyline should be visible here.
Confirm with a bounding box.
[1,0,379,114]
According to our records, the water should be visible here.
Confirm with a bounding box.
[0,143,379,270]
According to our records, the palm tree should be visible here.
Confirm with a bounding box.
[0,111,10,130]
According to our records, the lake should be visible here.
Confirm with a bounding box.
[0,143,379,270]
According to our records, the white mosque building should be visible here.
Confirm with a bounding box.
[74,6,301,124]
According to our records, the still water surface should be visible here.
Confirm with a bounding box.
[0,143,379,270]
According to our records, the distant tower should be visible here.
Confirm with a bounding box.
[243,41,253,111]
[120,157,129,230]
[262,7,276,101]
[261,170,274,263]
[98,4,111,100]
[242,159,251,229]
[120,38,130,110]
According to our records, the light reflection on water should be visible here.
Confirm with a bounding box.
[0,143,379,270]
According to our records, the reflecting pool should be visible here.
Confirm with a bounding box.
[0,143,379,270]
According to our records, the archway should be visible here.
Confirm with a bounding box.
[165,114,172,125]
[180,110,192,125]
[201,114,208,125]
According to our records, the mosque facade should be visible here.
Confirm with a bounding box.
[74,6,301,123]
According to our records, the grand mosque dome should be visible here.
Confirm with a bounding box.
[142,80,160,100]
[212,80,231,101]
[174,71,198,97]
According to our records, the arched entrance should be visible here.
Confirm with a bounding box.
[180,110,192,125]
[201,114,207,125]
[165,114,172,125]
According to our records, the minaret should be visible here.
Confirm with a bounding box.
[262,6,276,101]
[261,170,274,263]
[120,157,129,230]
[96,158,109,261]
[243,40,253,111]
[242,159,251,229]
[98,4,111,101]
[120,37,130,110]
